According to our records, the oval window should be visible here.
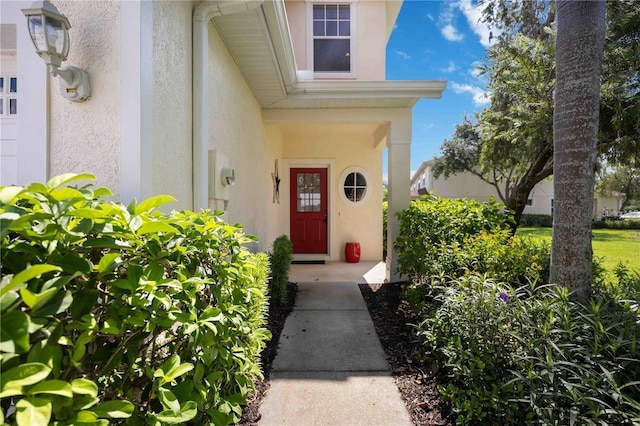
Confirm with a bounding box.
[343,171,367,203]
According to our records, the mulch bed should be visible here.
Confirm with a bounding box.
[239,281,452,426]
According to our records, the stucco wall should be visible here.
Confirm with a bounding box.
[285,0,386,80]
[152,1,193,211]
[206,22,284,253]
[282,127,383,261]
[49,1,121,196]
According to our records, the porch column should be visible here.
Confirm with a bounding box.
[386,138,411,283]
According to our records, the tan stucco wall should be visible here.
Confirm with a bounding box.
[285,0,386,80]
[49,1,121,196]
[206,22,284,253]
[152,1,193,211]
[281,126,383,261]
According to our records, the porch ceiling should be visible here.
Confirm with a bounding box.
[211,1,445,110]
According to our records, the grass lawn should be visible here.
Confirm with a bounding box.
[517,227,640,275]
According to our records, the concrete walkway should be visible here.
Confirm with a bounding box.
[258,262,412,425]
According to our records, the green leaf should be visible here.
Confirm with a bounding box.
[49,187,89,202]
[0,363,51,396]
[158,387,180,414]
[46,173,96,189]
[155,401,197,424]
[0,264,62,297]
[92,187,114,198]
[97,253,121,274]
[166,363,194,381]
[73,410,99,422]
[66,208,112,219]
[0,310,30,354]
[15,397,51,426]
[137,222,179,235]
[32,290,73,317]
[135,195,176,215]
[0,185,24,204]
[89,400,134,419]
[71,379,99,397]
[23,182,48,193]
[0,290,20,312]
[19,286,59,313]
[28,380,73,398]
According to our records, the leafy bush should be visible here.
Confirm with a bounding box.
[395,196,510,283]
[268,235,292,305]
[395,197,549,310]
[416,275,640,425]
[0,174,271,425]
[520,213,553,227]
[592,219,640,230]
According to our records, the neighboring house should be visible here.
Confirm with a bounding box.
[0,0,446,280]
[411,161,623,219]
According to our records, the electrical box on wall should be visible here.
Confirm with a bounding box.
[207,150,233,207]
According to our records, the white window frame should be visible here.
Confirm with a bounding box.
[0,75,18,117]
[339,166,370,207]
[306,0,357,79]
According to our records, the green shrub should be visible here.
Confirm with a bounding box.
[416,274,640,425]
[395,196,510,283]
[0,174,271,425]
[520,213,553,227]
[395,197,549,310]
[592,219,640,230]
[268,235,292,305]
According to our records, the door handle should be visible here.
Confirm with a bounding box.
[323,214,328,222]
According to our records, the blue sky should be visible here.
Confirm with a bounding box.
[385,0,494,176]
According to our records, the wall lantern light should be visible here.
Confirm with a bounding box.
[22,1,90,102]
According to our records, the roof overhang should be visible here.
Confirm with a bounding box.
[210,0,446,110]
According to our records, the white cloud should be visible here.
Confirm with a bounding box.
[441,24,464,42]
[440,61,459,73]
[457,0,495,48]
[469,61,484,79]
[450,82,491,106]
[394,50,411,60]
[438,2,464,43]
[426,13,435,22]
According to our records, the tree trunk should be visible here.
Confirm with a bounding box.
[551,0,606,302]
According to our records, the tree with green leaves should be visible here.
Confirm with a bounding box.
[434,17,556,229]
[434,0,638,230]
[551,0,606,301]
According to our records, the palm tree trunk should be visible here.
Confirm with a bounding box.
[551,0,606,302]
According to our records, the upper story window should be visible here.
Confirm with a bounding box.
[309,3,355,78]
[0,76,17,116]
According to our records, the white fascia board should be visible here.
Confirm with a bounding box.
[289,80,447,100]
[261,0,297,92]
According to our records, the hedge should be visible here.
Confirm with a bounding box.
[0,173,271,425]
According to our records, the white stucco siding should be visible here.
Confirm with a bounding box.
[151,1,193,211]
[282,128,383,261]
[206,22,284,253]
[49,1,121,196]
[356,0,386,80]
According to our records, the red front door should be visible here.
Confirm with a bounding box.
[290,168,328,253]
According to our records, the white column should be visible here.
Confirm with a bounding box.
[386,139,411,282]
[120,0,153,204]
